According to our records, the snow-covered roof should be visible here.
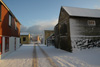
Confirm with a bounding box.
[20,33,30,35]
[62,6,100,18]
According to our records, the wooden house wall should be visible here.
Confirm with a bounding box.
[0,3,20,37]
[55,7,72,52]
[54,24,59,48]
[54,24,59,35]
[20,35,30,44]
[70,17,100,36]
[69,17,100,50]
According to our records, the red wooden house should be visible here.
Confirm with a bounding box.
[0,0,21,59]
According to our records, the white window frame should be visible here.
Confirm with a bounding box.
[9,15,12,26]
[87,20,96,26]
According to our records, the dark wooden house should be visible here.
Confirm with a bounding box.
[54,6,100,52]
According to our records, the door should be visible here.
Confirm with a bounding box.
[15,38,16,50]
[0,37,2,55]
[5,37,9,52]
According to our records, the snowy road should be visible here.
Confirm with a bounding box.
[0,44,34,67]
[0,43,100,67]
[36,44,58,67]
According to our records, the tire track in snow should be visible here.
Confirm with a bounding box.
[54,56,77,67]
[37,44,58,67]
[32,44,38,67]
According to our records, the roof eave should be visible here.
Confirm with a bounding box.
[70,15,100,19]
[0,0,21,25]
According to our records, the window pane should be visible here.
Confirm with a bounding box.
[0,3,1,21]
[15,21,17,30]
[9,15,11,26]
[87,20,96,26]
[23,37,26,41]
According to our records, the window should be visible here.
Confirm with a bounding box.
[15,21,17,30]
[0,3,1,21]
[9,14,12,26]
[5,37,9,52]
[87,20,96,26]
[23,37,26,41]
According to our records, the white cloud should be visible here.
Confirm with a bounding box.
[94,5,100,9]
[33,19,58,26]
[20,19,58,35]
[20,25,28,32]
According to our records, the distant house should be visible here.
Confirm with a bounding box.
[0,0,21,59]
[32,35,41,44]
[44,30,54,45]
[20,33,30,44]
[54,6,100,52]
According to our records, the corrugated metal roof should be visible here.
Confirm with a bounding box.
[62,6,100,18]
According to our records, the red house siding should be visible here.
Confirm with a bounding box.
[0,0,21,58]
[17,22,20,37]
[0,3,20,37]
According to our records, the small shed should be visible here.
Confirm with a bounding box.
[44,30,54,45]
[20,33,30,44]
[46,33,55,46]
[54,6,100,52]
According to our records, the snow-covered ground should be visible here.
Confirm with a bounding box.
[41,44,100,67]
[36,45,54,67]
[0,44,100,67]
[0,44,34,67]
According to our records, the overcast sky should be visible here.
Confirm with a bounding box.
[3,0,100,35]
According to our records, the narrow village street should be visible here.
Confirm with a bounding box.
[0,0,100,67]
[0,43,100,67]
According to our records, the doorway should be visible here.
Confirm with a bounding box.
[15,38,16,50]
[0,37,2,55]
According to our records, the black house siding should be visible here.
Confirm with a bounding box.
[70,17,100,36]
[54,7,100,52]
[70,17,100,50]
